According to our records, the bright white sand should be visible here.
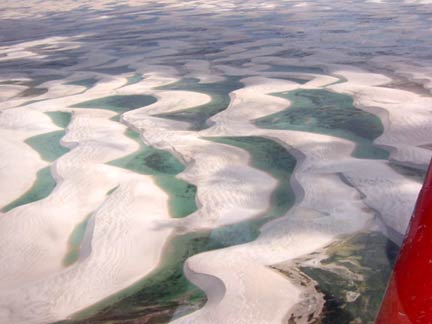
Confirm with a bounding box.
[0,175,171,323]
[120,75,377,323]
[0,58,428,324]
[0,0,431,323]
[0,109,57,208]
[160,71,425,322]
[0,76,175,322]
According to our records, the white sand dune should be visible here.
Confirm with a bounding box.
[121,122,278,230]
[0,104,176,323]
[0,71,177,322]
[0,0,431,323]
[0,174,171,324]
[176,250,300,324]
[119,76,374,323]
[1,64,423,323]
[0,109,135,286]
[327,66,432,168]
[136,71,424,323]
[0,109,57,208]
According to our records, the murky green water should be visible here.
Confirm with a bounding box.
[24,112,71,162]
[24,131,69,162]
[203,136,297,246]
[59,136,297,324]
[299,231,399,323]
[265,65,324,74]
[45,111,72,128]
[66,78,98,89]
[264,64,346,86]
[90,65,135,75]
[154,77,243,130]
[108,129,197,219]
[108,142,184,176]
[1,111,71,212]
[1,167,57,212]
[279,76,311,84]
[255,89,389,159]
[71,95,157,116]
[63,187,119,267]
[63,216,91,266]
[155,176,198,220]
[125,73,144,86]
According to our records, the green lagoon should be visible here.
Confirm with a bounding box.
[300,231,399,323]
[255,89,389,160]
[66,78,99,89]
[1,167,56,213]
[63,215,92,266]
[25,130,69,162]
[108,129,197,219]
[46,111,72,128]
[1,112,71,212]
[71,95,157,120]
[60,136,297,324]
[125,73,144,86]
[154,77,243,130]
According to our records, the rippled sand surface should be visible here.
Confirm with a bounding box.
[0,1,431,323]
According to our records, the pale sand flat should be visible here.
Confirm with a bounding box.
[0,1,430,323]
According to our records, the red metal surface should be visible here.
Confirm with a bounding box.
[376,159,432,324]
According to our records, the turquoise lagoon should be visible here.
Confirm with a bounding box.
[59,136,297,324]
[1,112,71,212]
[255,89,389,159]
[154,77,243,130]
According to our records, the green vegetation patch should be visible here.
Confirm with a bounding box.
[300,231,399,323]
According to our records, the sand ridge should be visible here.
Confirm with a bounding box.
[0,0,431,323]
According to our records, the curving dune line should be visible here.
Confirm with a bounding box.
[0,109,58,210]
[100,75,368,323]
[325,66,432,237]
[0,60,428,324]
[121,68,426,323]
[0,73,181,323]
[0,108,134,287]
[0,3,431,321]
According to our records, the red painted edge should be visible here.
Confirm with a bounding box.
[376,158,432,324]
